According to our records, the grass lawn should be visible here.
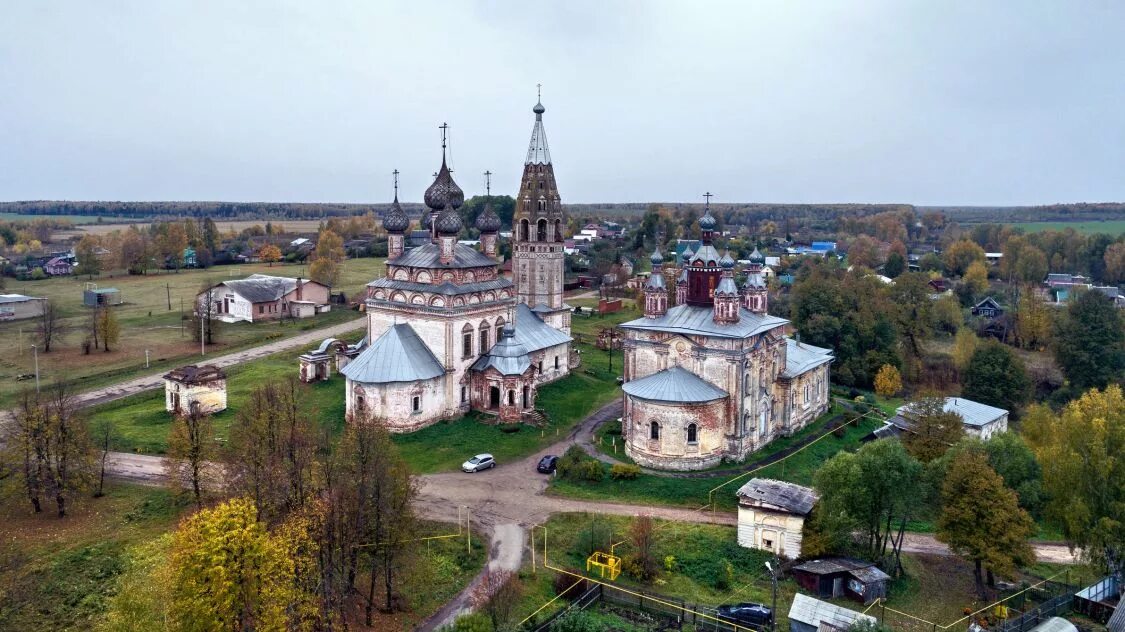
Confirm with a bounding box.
[0,257,383,408]
[88,333,622,474]
[516,512,797,629]
[1007,219,1125,235]
[0,484,192,631]
[548,411,885,512]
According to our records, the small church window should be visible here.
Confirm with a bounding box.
[687,423,698,444]
[412,395,421,413]
[554,356,559,370]
[537,218,548,241]
[461,386,468,403]
[462,329,473,358]
[508,390,515,406]
[650,422,660,441]
[538,199,546,212]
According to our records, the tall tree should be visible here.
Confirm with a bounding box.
[937,451,1034,599]
[883,251,905,278]
[165,403,216,508]
[192,279,221,346]
[627,514,659,582]
[962,342,1030,412]
[944,239,986,277]
[74,235,102,278]
[873,364,902,398]
[258,244,282,267]
[902,396,965,463]
[96,306,120,352]
[1024,385,1125,582]
[35,299,63,353]
[1054,290,1125,390]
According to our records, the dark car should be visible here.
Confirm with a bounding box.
[716,603,773,629]
[536,455,559,474]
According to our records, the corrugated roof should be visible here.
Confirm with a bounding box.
[1107,603,1125,632]
[219,275,318,303]
[1028,618,1077,632]
[367,277,514,297]
[735,478,817,515]
[781,338,834,378]
[622,366,728,403]
[619,304,788,339]
[510,303,572,353]
[0,293,45,304]
[788,594,874,629]
[898,397,1007,428]
[341,324,445,384]
[389,243,499,269]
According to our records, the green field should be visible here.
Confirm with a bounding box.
[1008,219,1125,235]
[0,258,382,407]
[0,212,118,224]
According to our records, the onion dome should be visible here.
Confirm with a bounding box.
[649,246,664,266]
[424,158,465,210]
[475,201,502,233]
[533,100,546,116]
[382,196,410,233]
[434,203,463,235]
[748,247,765,264]
[699,208,717,231]
[720,251,736,269]
[681,246,695,262]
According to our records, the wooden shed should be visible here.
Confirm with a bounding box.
[791,557,890,606]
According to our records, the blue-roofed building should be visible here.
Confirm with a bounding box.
[618,201,834,471]
[344,96,573,431]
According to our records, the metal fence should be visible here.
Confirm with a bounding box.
[992,593,1071,632]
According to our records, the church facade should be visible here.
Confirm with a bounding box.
[619,207,833,470]
[341,98,573,431]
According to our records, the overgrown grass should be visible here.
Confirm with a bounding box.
[0,485,191,631]
[548,413,885,511]
[0,257,383,407]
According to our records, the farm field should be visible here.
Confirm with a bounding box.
[62,217,336,238]
[0,212,120,224]
[1006,219,1125,235]
[0,257,382,407]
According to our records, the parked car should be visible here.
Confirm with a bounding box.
[461,454,496,473]
[537,455,559,474]
[716,603,773,629]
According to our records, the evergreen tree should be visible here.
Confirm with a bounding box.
[1054,290,1124,390]
[962,341,1030,412]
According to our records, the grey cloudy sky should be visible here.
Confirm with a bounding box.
[2,1,1123,206]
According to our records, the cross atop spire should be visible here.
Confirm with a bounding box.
[484,170,492,196]
[392,169,399,200]
[703,191,713,208]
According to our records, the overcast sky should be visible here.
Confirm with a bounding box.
[2,1,1123,206]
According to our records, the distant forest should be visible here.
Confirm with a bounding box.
[1,199,1122,225]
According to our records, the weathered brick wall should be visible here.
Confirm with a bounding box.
[623,396,727,471]
[164,378,227,415]
[346,376,446,432]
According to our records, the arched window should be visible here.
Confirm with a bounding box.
[508,390,515,406]
[495,316,505,342]
[687,423,698,444]
[554,219,562,242]
[520,219,530,242]
[538,199,546,212]
[537,218,548,242]
[650,422,660,440]
[554,356,559,370]
[462,323,473,358]
[479,322,490,354]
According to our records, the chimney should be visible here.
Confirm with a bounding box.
[296,277,304,301]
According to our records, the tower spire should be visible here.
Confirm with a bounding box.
[526,88,551,164]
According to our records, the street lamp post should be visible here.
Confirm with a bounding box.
[145,349,150,368]
[765,560,778,631]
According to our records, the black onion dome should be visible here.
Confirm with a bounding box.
[650,246,664,265]
[475,202,502,233]
[382,197,410,233]
[720,251,736,269]
[748,247,765,264]
[533,100,546,115]
[424,158,465,210]
[435,203,463,235]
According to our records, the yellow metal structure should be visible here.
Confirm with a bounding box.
[586,551,622,580]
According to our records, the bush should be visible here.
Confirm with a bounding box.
[498,424,521,434]
[450,612,493,632]
[556,446,605,482]
[570,519,615,559]
[610,464,641,480]
[551,570,589,600]
[549,610,602,632]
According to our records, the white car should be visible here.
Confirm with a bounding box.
[461,453,496,473]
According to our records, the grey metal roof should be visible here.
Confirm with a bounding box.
[793,558,878,576]
[367,277,514,297]
[510,303,572,353]
[788,594,874,629]
[715,275,739,296]
[471,325,531,375]
[735,478,817,515]
[1028,618,1078,632]
[1107,602,1125,632]
[897,397,1007,428]
[219,275,320,303]
[341,324,445,384]
[645,272,666,290]
[781,338,834,378]
[525,100,552,165]
[389,243,498,269]
[619,304,788,339]
[849,565,891,584]
[689,244,722,266]
[622,366,728,403]
[0,293,45,304]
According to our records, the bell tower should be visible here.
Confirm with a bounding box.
[513,87,569,333]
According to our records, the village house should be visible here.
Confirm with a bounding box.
[875,396,1009,441]
[83,287,122,307]
[199,274,331,323]
[735,478,817,559]
[163,365,228,415]
[44,256,74,276]
[971,296,1004,318]
[0,293,47,321]
[792,558,891,606]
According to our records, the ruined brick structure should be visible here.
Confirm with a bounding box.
[341,97,571,432]
[618,204,833,471]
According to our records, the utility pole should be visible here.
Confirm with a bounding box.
[765,560,778,631]
[200,316,205,356]
[32,344,40,393]
[166,283,171,311]
[145,349,150,369]
[180,297,184,337]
